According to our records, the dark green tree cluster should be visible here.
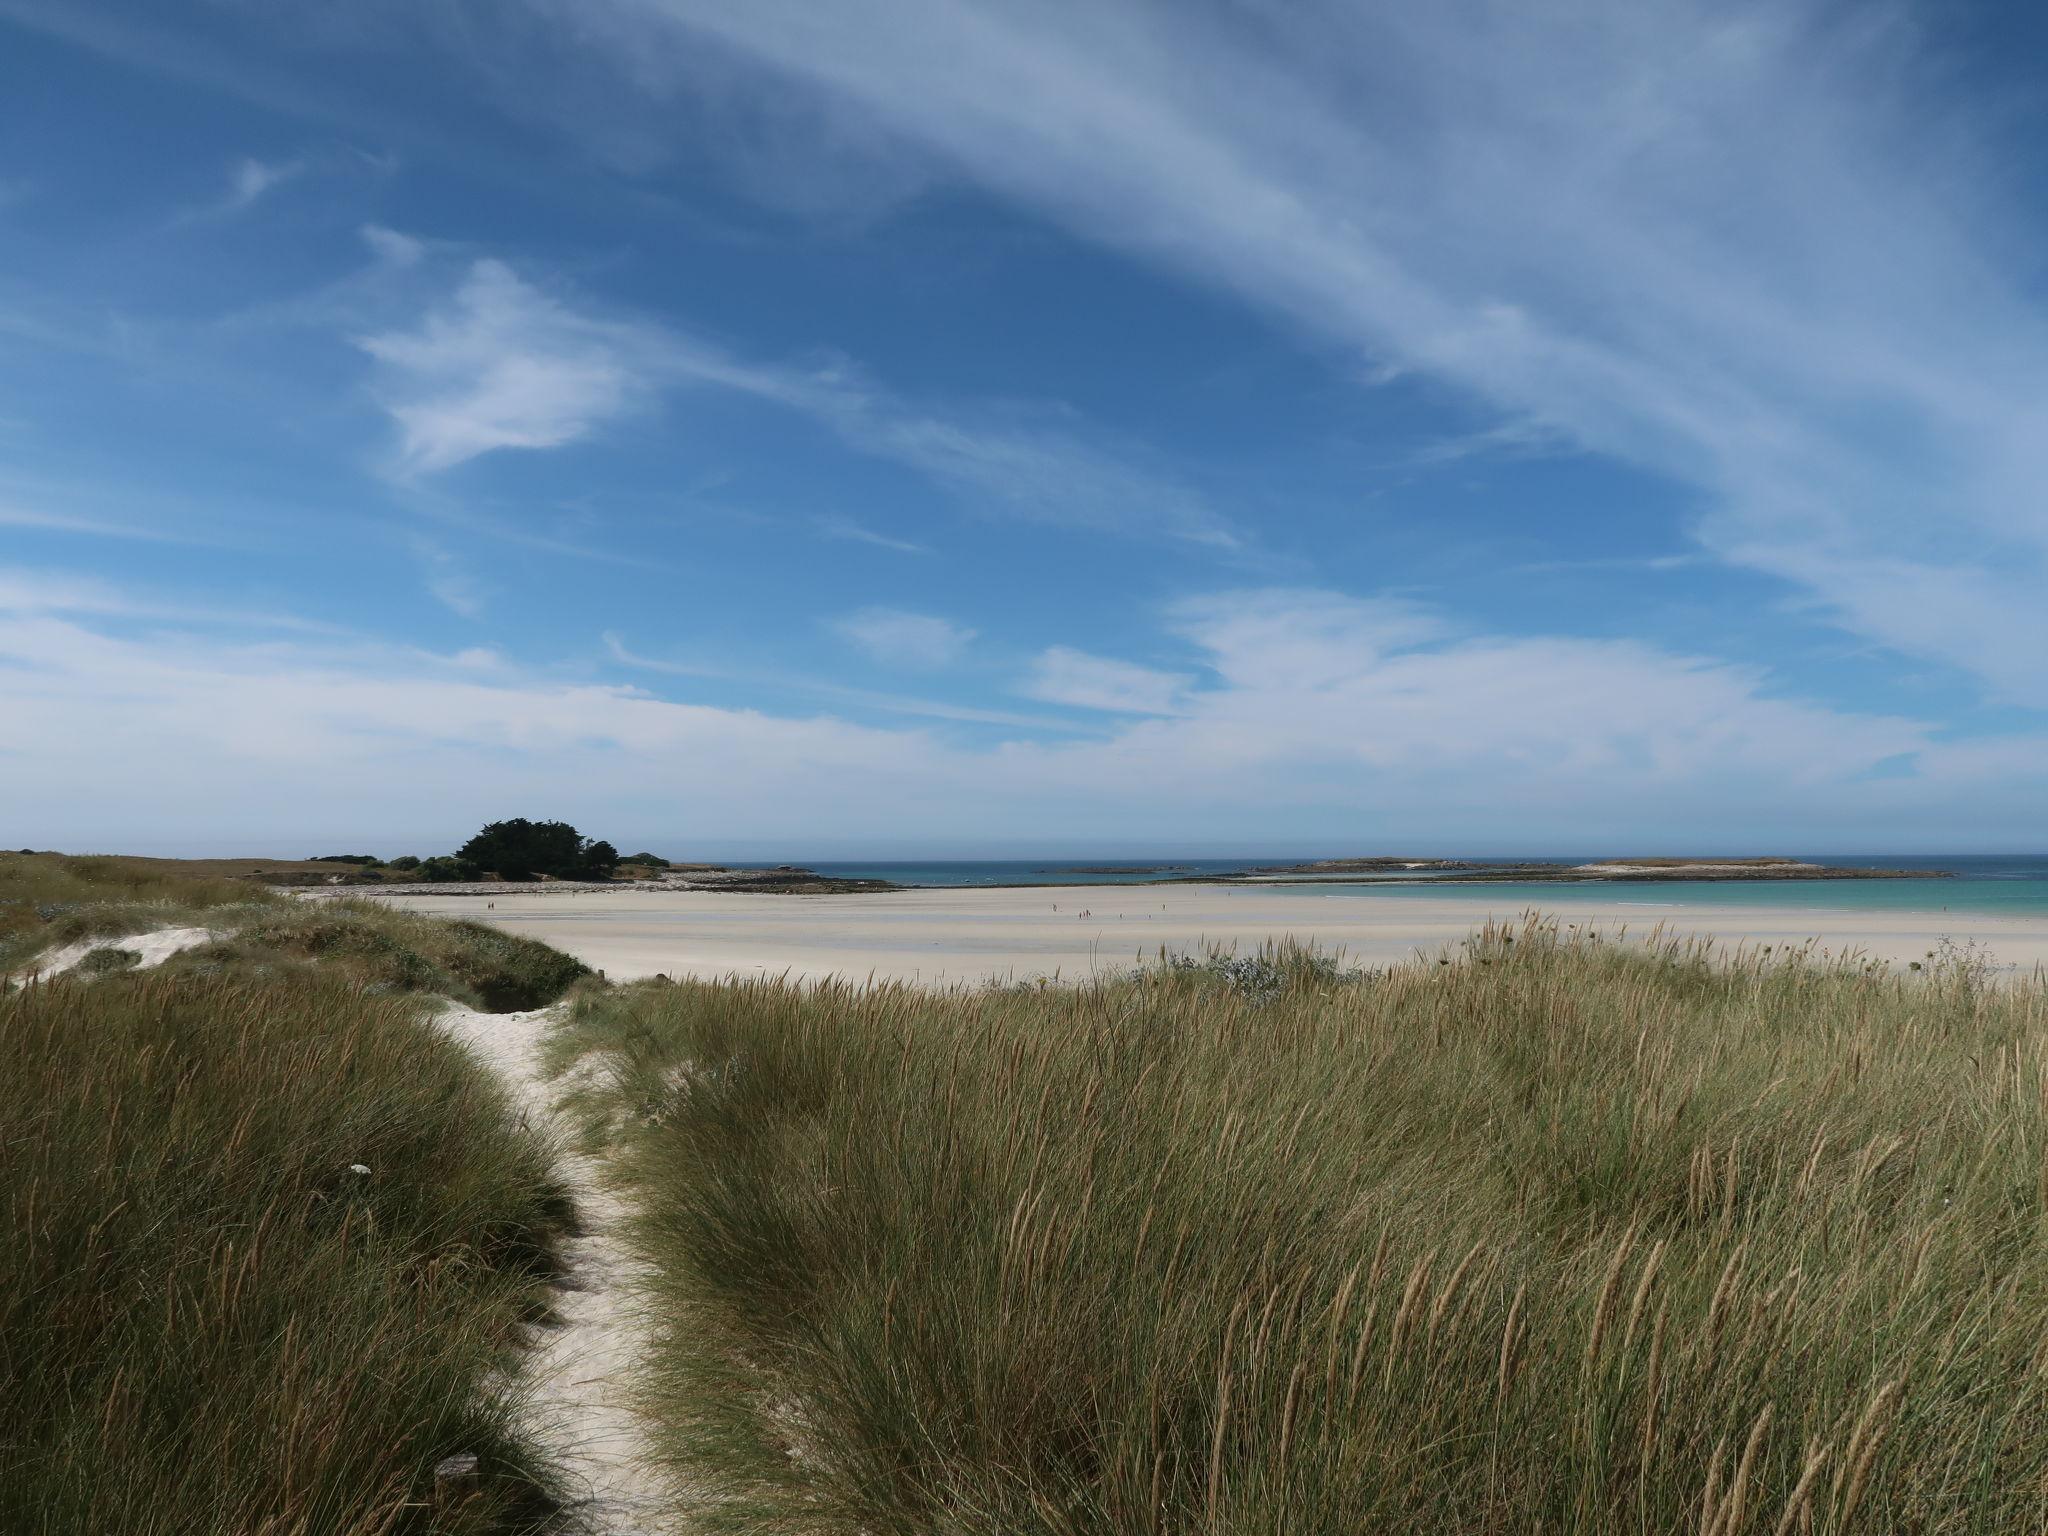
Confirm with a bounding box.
[453,819,620,882]
[366,821,641,882]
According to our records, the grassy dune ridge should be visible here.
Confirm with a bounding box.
[185,899,592,1012]
[1,851,588,1009]
[1,854,588,1534]
[555,924,2048,1534]
[0,852,270,973]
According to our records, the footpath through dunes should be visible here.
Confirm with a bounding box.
[372,881,2048,986]
[437,1000,685,1534]
[0,851,687,1535]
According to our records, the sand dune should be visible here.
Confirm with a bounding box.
[19,926,219,985]
[372,884,2048,986]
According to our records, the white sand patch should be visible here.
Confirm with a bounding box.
[20,926,220,984]
[436,1002,681,1534]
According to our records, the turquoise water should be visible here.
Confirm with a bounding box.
[794,855,2048,917]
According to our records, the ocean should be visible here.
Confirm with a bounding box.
[784,854,2048,917]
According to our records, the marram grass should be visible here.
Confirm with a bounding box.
[556,922,2048,1535]
[1,856,583,1535]
[0,969,574,1534]
[1,850,587,1010]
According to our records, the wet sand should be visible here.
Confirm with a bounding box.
[373,884,2048,986]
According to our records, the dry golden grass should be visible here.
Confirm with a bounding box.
[2,848,410,885]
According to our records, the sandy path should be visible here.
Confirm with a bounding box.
[436,1002,681,1535]
[379,884,2048,987]
[19,925,220,984]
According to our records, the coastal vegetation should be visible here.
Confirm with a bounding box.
[12,845,2044,1533]
[1,853,588,1533]
[553,924,2048,1534]
[2,820,652,890]
[455,819,621,882]
[178,899,591,1011]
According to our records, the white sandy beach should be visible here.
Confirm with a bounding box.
[373,884,2048,986]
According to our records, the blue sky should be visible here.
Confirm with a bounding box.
[5,0,2048,857]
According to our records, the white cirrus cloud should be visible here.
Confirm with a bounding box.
[226,155,301,210]
[567,0,2048,701]
[174,154,305,223]
[0,564,336,632]
[832,607,976,670]
[0,503,195,543]
[359,223,427,269]
[814,514,927,554]
[357,259,651,475]
[353,244,1236,544]
[1022,646,1190,715]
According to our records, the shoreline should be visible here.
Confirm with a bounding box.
[368,881,2048,988]
[310,865,1961,900]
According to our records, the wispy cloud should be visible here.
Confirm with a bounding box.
[588,0,2048,702]
[357,259,650,475]
[814,513,927,554]
[226,155,301,211]
[360,224,427,269]
[0,565,338,631]
[411,537,486,619]
[1021,646,1189,715]
[1512,553,1707,576]
[358,249,1239,545]
[605,630,1063,729]
[1166,589,1447,690]
[831,607,975,670]
[13,573,2048,848]
[0,503,200,544]
[174,154,305,224]
[1407,418,1573,468]
[767,370,1236,548]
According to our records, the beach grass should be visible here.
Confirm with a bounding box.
[1,851,587,1009]
[168,899,592,1011]
[0,850,277,972]
[553,921,2048,1534]
[1,857,585,1534]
